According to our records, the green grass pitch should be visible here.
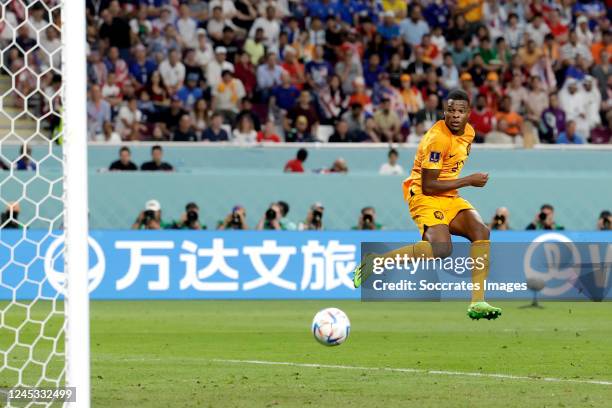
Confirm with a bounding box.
[2,300,612,407]
[90,300,612,407]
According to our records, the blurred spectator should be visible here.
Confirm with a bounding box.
[249,5,280,50]
[141,145,174,171]
[213,70,246,123]
[299,202,325,231]
[255,202,283,230]
[131,199,165,230]
[170,202,205,230]
[1,202,21,229]
[400,4,429,47]
[244,27,266,65]
[234,52,257,96]
[285,91,319,138]
[109,147,138,171]
[232,115,257,145]
[583,76,602,133]
[257,120,281,143]
[354,206,383,230]
[488,207,511,230]
[234,97,261,131]
[379,148,404,176]
[207,47,234,88]
[277,200,296,230]
[399,75,424,116]
[256,52,284,101]
[374,96,401,143]
[524,76,549,125]
[284,148,308,173]
[95,121,122,143]
[0,158,9,171]
[305,45,332,90]
[539,93,566,144]
[597,210,611,231]
[271,71,301,115]
[172,114,199,142]
[415,94,443,130]
[327,157,349,173]
[557,120,585,144]
[341,103,368,138]
[406,122,426,144]
[328,120,351,143]
[526,204,564,230]
[158,49,185,95]
[525,14,550,47]
[218,205,249,230]
[495,95,524,138]
[286,116,314,142]
[469,94,495,143]
[191,99,211,133]
[16,145,36,171]
[176,73,203,109]
[130,44,157,87]
[202,113,229,141]
[116,97,144,139]
[87,85,111,140]
[559,78,589,137]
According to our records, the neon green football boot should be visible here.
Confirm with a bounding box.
[467,301,502,320]
[353,253,377,288]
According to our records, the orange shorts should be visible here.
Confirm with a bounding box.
[405,187,474,237]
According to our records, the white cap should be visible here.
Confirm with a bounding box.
[196,28,207,36]
[383,10,395,18]
[577,15,588,24]
[145,199,161,212]
[215,46,227,54]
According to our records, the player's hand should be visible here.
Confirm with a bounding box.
[465,172,489,187]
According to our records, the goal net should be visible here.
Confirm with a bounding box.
[0,0,89,406]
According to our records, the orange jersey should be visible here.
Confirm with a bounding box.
[403,120,475,198]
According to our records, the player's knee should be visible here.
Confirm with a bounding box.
[472,223,490,242]
[431,242,453,258]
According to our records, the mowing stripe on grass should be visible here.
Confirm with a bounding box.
[212,359,612,387]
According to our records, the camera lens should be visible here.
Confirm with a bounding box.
[363,214,373,223]
[539,212,547,221]
[187,210,198,223]
[266,208,277,221]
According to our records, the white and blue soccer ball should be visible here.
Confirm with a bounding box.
[312,307,351,346]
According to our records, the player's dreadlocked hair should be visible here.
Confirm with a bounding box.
[446,89,470,104]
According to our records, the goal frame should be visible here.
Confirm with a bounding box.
[62,0,90,406]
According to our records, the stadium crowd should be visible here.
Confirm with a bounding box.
[27,0,604,144]
[0,0,610,145]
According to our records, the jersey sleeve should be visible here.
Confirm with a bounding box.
[420,131,448,170]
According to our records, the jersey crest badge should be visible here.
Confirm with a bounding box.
[429,151,441,163]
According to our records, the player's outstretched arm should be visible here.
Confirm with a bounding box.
[421,168,489,196]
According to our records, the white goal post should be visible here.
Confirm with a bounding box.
[63,0,91,406]
[0,0,90,406]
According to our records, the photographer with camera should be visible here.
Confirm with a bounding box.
[171,202,205,230]
[131,199,165,230]
[256,202,282,230]
[597,210,611,231]
[218,205,249,230]
[299,202,325,231]
[488,207,511,230]
[1,202,21,229]
[354,206,383,230]
[526,204,564,230]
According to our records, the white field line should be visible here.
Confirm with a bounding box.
[212,358,612,387]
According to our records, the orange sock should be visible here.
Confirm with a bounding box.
[470,240,490,302]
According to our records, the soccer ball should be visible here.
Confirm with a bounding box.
[311,308,351,346]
